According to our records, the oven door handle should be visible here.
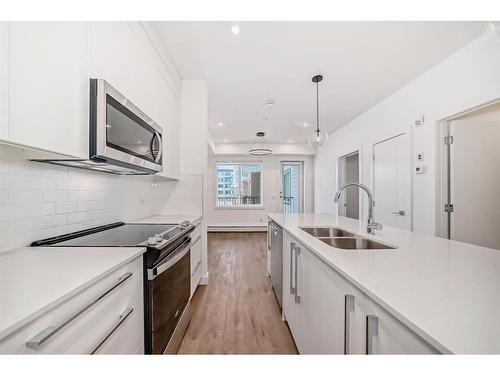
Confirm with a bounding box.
[148,239,191,280]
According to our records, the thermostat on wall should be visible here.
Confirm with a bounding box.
[415,165,426,174]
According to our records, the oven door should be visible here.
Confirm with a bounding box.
[90,79,163,173]
[147,238,191,354]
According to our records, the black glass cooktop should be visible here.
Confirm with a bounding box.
[31,222,178,247]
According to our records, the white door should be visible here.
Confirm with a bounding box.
[373,133,411,230]
[280,162,304,214]
[448,101,500,249]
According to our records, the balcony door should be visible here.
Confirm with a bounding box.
[280,162,304,214]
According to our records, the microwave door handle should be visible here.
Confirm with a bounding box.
[153,131,162,163]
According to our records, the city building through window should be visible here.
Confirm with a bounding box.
[216,163,262,207]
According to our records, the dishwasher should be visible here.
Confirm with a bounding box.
[269,221,283,308]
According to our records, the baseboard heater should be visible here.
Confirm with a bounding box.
[208,225,267,233]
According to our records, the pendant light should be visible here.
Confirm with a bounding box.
[248,132,273,156]
[308,74,329,150]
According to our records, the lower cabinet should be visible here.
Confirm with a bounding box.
[0,256,144,354]
[282,231,439,354]
[190,223,203,297]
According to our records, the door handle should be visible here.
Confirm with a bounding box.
[365,315,379,355]
[391,210,405,216]
[344,294,355,354]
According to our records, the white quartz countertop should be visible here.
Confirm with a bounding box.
[130,214,202,225]
[267,213,500,354]
[0,246,145,341]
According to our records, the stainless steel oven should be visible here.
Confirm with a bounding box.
[89,78,163,173]
[145,237,191,354]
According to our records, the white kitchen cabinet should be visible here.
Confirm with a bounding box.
[282,232,324,353]
[8,22,88,157]
[363,296,439,354]
[190,222,202,297]
[156,74,180,180]
[283,231,439,354]
[0,256,144,354]
[0,22,8,141]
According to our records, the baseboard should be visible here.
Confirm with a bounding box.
[200,272,209,285]
[208,225,267,232]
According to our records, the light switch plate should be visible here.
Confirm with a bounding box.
[415,165,425,174]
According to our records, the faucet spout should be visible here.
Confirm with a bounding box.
[334,183,383,234]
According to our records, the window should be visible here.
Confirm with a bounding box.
[216,162,262,208]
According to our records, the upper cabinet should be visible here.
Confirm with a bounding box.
[2,21,182,179]
[8,22,88,158]
[0,23,8,141]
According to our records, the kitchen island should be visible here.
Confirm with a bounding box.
[267,213,500,354]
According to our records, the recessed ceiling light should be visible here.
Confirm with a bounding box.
[224,139,228,143]
[218,122,224,127]
[288,139,293,143]
[137,141,142,144]
[266,100,276,109]
[231,26,240,34]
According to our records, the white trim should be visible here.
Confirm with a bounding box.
[200,272,209,285]
[435,96,500,239]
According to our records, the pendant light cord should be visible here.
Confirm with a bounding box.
[316,80,320,135]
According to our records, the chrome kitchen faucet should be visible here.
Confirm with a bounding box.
[334,183,383,234]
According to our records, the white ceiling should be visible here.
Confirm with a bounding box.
[150,21,486,144]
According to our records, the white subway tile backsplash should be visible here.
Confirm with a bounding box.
[0,147,157,253]
[43,190,67,202]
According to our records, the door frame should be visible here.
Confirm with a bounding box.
[435,96,500,239]
[372,132,413,231]
[280,161,305,213]
[337,150,361,218]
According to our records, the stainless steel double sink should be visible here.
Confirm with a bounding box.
[300,227,396,250]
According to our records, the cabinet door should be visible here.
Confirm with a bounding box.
[87,22,160,124]
[8,22,88,157]
[0,22,7,141]
[294,244,326,353]
[282,233,324,354]
[364,296,439,354]
[155,76,180,180]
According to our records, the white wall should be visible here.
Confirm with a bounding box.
[206,154,314,228]
[0,144,156,253]
[314,31,500,235]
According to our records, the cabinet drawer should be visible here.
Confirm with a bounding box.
[191,224,202,243]
[0,257,143,354]
[190,235,202,274]
[67,288,143,354]
[190,259,202,298]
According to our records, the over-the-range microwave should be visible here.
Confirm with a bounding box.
[32,79,164,175]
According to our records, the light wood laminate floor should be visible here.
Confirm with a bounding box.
[178,232,298,354]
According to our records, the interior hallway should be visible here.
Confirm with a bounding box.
[178,232,298,354]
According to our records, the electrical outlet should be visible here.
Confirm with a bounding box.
[417,153,424,161]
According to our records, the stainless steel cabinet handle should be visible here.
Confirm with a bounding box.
[289,242,295,294]
[26,272,133,349]
[294,246,301,304]
[366,315,379,355]
[148,239,190,280]
[91,307,134,354]
[391,210,405,216]
[344,294,355,354]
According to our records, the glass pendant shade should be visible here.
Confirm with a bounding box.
[307,129,329,150]
[309,74,328,150]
